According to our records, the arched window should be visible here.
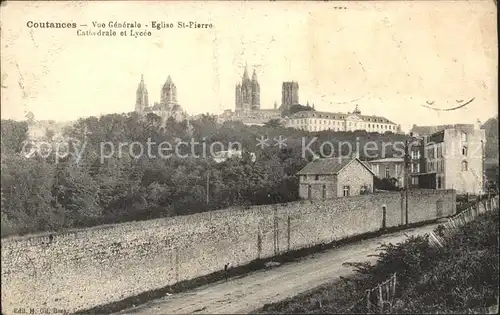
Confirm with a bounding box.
[461,160,468,171]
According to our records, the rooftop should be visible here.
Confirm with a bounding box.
[296,157,375,175]
[368,157,405,164]
[289,110,396,124]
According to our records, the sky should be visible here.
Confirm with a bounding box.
[0,1,498,132]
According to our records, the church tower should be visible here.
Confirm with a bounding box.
[160,75,178,109]
[235,63,260,112]
[251,68,260,110]
[135,74,149,113]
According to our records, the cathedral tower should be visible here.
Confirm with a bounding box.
[281,81,299,112]
[235,64,260,112]
[160,75,178,109]
[135,74,149,113]
[251,69,260,110]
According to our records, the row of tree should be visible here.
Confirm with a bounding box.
[1,113,498,237]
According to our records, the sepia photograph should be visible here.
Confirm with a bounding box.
[0,0,498,314]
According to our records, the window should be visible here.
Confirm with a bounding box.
[308,185,312,199]
[315,175,319,180]
[322,185,326,199]
[343,185,350,197]
[360,185,368,194]
[461,161,468,171]
[372,164,379,174]
[461,132,467,143]
[462,146,467,156]
[395,164,401,175]
[385,166,390,178]
[437,176,442,189]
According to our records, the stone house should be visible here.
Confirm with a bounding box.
[297,157,375,200]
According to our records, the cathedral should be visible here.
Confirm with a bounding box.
[235,64,260,112]
[135,74,187,123]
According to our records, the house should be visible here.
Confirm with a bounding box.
[213,149,243,163]
[368,157,405,187]
[212,149,256,163]
[296,157,375,200]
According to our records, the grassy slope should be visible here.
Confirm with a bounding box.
[256,211,499,314]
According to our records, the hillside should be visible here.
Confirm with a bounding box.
[0,113,406,237]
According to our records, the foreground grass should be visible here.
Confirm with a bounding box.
[256,211,499,314]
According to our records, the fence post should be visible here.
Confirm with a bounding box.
[366,289,371,312]
[382,205,387,230]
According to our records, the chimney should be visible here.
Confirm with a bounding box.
[354,150,360,159]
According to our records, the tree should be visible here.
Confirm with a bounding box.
[264,119,283,129]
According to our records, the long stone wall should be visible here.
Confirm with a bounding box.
[0,189,456,314]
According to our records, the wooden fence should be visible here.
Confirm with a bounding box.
[346,273,398,313]
[345,195,499,313]
[429,195,498,248]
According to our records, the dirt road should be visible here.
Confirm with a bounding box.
[115,223,441,314]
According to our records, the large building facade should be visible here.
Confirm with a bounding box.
[135,75,187,123]
[424,128,486,194]
[235,65,260,112]
[286,105,401,134]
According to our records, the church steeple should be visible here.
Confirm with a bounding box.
[353,104,361,114]
[242,63,250,82]
[135,74,149,113]
[252,68,258,81]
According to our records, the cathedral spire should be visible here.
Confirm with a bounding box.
[137,74,146,90]
[165,75,173,85]
[252,68,258,81]
[242,63,250,81]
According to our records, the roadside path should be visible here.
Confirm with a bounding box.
[115,222,442,314]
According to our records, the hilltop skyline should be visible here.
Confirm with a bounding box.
[1,1,497,132]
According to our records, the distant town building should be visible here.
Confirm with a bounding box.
[281,81,299,113]
[296,156,375,199]
[424,127,486,194]
[286,105,401,134]
[212,149,256,163]
[410,124,475,137]
[135,74,188,123]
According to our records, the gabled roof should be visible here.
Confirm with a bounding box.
[369,157,405,164]
[296,157,375,176]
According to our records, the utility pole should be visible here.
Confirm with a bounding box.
[404,134,412,226]
[206,170,210,204]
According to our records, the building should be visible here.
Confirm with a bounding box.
[410,124,475,137]
[212,149,256,163]
[286,105,401,134]
[213,149,243,163]
[296,156,375,200]
[281,81,299,113]
[218,65,281,126]
[424,127,486,194]
[135,75,188,123]
[369,157,405,188]
[235,64,260,112]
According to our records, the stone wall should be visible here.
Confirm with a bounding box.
[1,189,455,314]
